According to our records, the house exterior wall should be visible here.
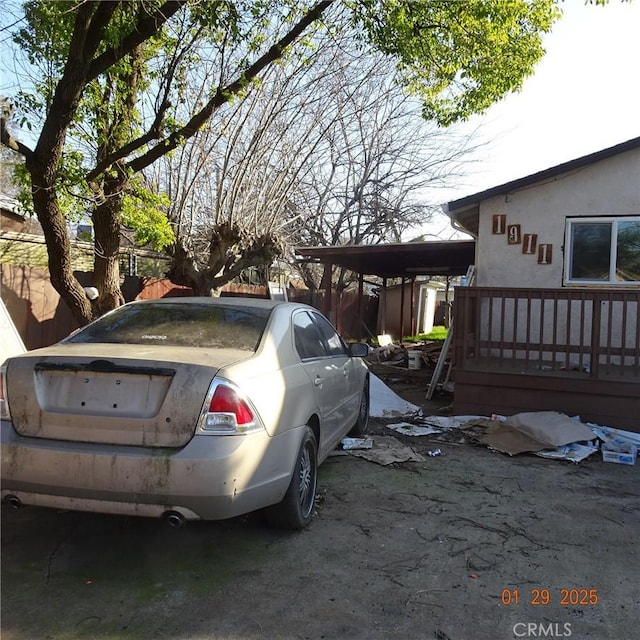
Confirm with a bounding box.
[474,148,640,288]
[450,141,640,428]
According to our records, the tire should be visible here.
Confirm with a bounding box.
[265,426,318,530]
[349,376,370,437]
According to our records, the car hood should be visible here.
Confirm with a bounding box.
[5,343,252,447]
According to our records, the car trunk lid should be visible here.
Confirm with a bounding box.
[5,344,250,447]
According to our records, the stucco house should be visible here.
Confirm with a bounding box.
[445,137,640,430]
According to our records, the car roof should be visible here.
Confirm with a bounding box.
[126,297,309,312]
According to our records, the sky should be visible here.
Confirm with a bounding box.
[425,0,640,238]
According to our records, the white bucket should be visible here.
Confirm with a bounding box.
[407,350,422,370]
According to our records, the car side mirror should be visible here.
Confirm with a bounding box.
[348,342,369,358]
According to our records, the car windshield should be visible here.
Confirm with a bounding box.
[65,303,272,351]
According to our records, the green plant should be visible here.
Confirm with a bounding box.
[403,326,448,342]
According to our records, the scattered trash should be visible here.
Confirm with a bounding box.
[386,422,441,437]
[345,436,425,465]
[589,424,640,449]
[442,381,455,393]
[370,374,638,466]
[502,412,595,447]
[423,415,485,429]
[341,437,373,450]
[559,360,591,374]
[370,340,405,364]
[370,374,421,418]
[427,449,442,457]
[407,350,422,370]
[535,443,599,463]
[480,412,595,457]
[377,334,393,347]
[601,442,637,466]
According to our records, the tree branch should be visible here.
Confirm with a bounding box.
[128,0,335,174]
[87,1,186,81]
[0,116,34,159]
[85,22,202,182]
[35,1,118,161]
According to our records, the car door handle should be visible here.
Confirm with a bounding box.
[314,376,324,386]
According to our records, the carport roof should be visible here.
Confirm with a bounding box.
[295,240,476,278]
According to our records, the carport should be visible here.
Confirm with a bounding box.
[294,240,475,338]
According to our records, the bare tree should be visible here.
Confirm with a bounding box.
[150,24,377,294]
[148,21,480,296]
[288,57,477,291]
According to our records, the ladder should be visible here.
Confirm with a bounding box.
[425,265,475,400]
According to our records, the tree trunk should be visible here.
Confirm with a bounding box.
[92,174,126,315]
[29,161,93,326]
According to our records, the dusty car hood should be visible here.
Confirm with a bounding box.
[5,343,252,447]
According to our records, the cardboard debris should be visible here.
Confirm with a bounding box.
[481,412,596,457]
[502,411,595,447]
[368,373,632,466]
[346,436,425,465]
[481,422,550,456]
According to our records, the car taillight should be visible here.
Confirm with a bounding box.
[198,380,261,435]
[209,385,254,424]
[0,365,10,420]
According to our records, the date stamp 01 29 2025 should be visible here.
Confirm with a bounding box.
[500,588,600,638]
[501,588,599,607]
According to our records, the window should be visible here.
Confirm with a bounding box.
[293,311,348,360]
[293,312,328,360]
[565,217,640,285]
[309,312,348,357]
[65,303,270,351]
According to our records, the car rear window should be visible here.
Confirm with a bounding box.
[65,303,272,351]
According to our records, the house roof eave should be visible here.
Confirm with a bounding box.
[444,136,640,234]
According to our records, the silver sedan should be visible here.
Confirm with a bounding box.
[1,298,370,529]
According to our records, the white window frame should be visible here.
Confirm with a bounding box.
[564,215,640,286]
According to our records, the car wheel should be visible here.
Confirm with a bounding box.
[349,376,370,437]
[265,426,318,530]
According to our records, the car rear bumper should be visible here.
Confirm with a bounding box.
[1,420,303,521]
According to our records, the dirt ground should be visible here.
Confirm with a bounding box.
[2,365,638,640]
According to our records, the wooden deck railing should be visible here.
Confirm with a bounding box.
[453,287,640,381]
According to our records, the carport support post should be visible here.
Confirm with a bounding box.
[380,277,387,335]
[358,273,364,340]
[321,261,333,322]
[410,276,416,337]
[400,277,406,342]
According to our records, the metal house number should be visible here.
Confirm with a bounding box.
[492,214,552,264]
